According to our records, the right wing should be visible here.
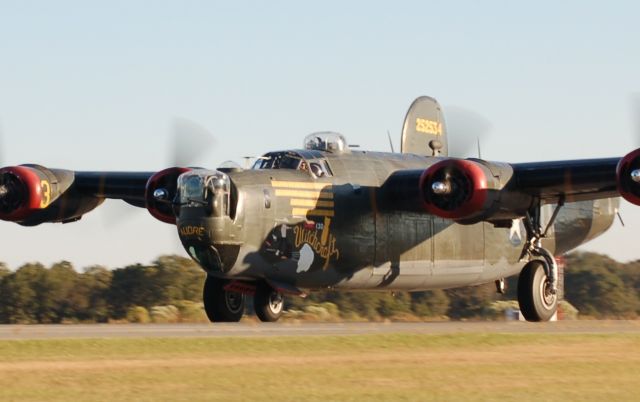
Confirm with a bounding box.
[381,149,640,224]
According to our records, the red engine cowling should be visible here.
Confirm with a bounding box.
[419,159,492,221]
[145,167,191,224]
[0,166,43,221]
[418,158,529,224]
[616,148,640,206]
[0,165,63,222]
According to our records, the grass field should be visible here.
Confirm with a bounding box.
[0,332,638,401]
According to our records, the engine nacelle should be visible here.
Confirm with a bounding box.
[145,167,191,224]
[419,158,530,224]
[0,164,102,225]
[616,148,640,206]
[0,166,48,221]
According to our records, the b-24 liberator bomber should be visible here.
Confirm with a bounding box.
[1,96,638,322]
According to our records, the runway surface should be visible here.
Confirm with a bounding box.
[0,320,638,340]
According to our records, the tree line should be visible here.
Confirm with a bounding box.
[0,251,637,323]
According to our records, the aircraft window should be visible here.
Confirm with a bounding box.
[252,152,305,170]
[310,163,323,177]
[251,157,269,170]
[279,155,302,170]
[304,132,348,153]
[307,159,332,178]
[251,152,332,178]
[183,175,204,200]
[322,160,333,176]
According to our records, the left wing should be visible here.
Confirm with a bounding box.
[0,166,187,226]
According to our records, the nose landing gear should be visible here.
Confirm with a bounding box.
[203,275,245,322]
[202,277,286,323]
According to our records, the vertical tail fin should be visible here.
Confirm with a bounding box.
[400,96,448,157]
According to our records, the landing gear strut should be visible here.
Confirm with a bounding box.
[517,198,563,322]
[253,283,284,322]
[203,275,245,322]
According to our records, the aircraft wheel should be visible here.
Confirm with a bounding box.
[517,260,557,322]
[254,283,284,322]
[203,275,245,322]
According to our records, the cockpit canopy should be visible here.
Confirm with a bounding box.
[304,132,348,153]
[252,150,333,177]
[252,151,305,170]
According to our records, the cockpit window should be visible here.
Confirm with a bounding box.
[307,160,332,177]
[252,151,333,178]
[252,152,304,170]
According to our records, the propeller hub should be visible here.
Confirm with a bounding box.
[153,188,169,201]
[632,169,640,183]
[431,181,451,195]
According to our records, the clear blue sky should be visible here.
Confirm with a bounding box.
[1,1,639,269]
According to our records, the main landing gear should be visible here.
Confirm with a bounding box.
[518,260,558,321]
[517,198,563,322]
[202,276,285,323]
[253,282,284,322]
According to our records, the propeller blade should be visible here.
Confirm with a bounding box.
[444,106,492,158]
[103,118,217,230]
[0,120,5,167]
[100,199,143,229]
[0,121,8,201]
[630,93,640,148]
[171,118,216,167]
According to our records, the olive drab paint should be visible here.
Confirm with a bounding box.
[401,96,448,157]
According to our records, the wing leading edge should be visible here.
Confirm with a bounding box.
[511,158,620,203]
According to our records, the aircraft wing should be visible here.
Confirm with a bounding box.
[74,171,155,208]
[0,166,188,226]
[511,158,620,203]
[384,149,640,225]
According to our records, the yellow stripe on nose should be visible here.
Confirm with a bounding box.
[274,189,334,199]
[290,199,335,208]
[271,181,331,190]
[291,208,335,217]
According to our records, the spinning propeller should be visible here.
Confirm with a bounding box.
[444,106,492,158]
[617,94,640,205]
[100,117,217,228]
[0,122,8,207]
[170,118,217,167]
[629,94,640,182]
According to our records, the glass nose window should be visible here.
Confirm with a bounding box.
[177,170,232,215]
[183,175,204,203]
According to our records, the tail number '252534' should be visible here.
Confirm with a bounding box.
[415,118,442,135]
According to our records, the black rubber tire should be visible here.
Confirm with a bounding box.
[517,260,558,322]
[253,283,284,322]
[203,276,245,322]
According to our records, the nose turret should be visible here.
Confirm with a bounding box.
[175,169,243,273]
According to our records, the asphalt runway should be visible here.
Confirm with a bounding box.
[0,320,638,340]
